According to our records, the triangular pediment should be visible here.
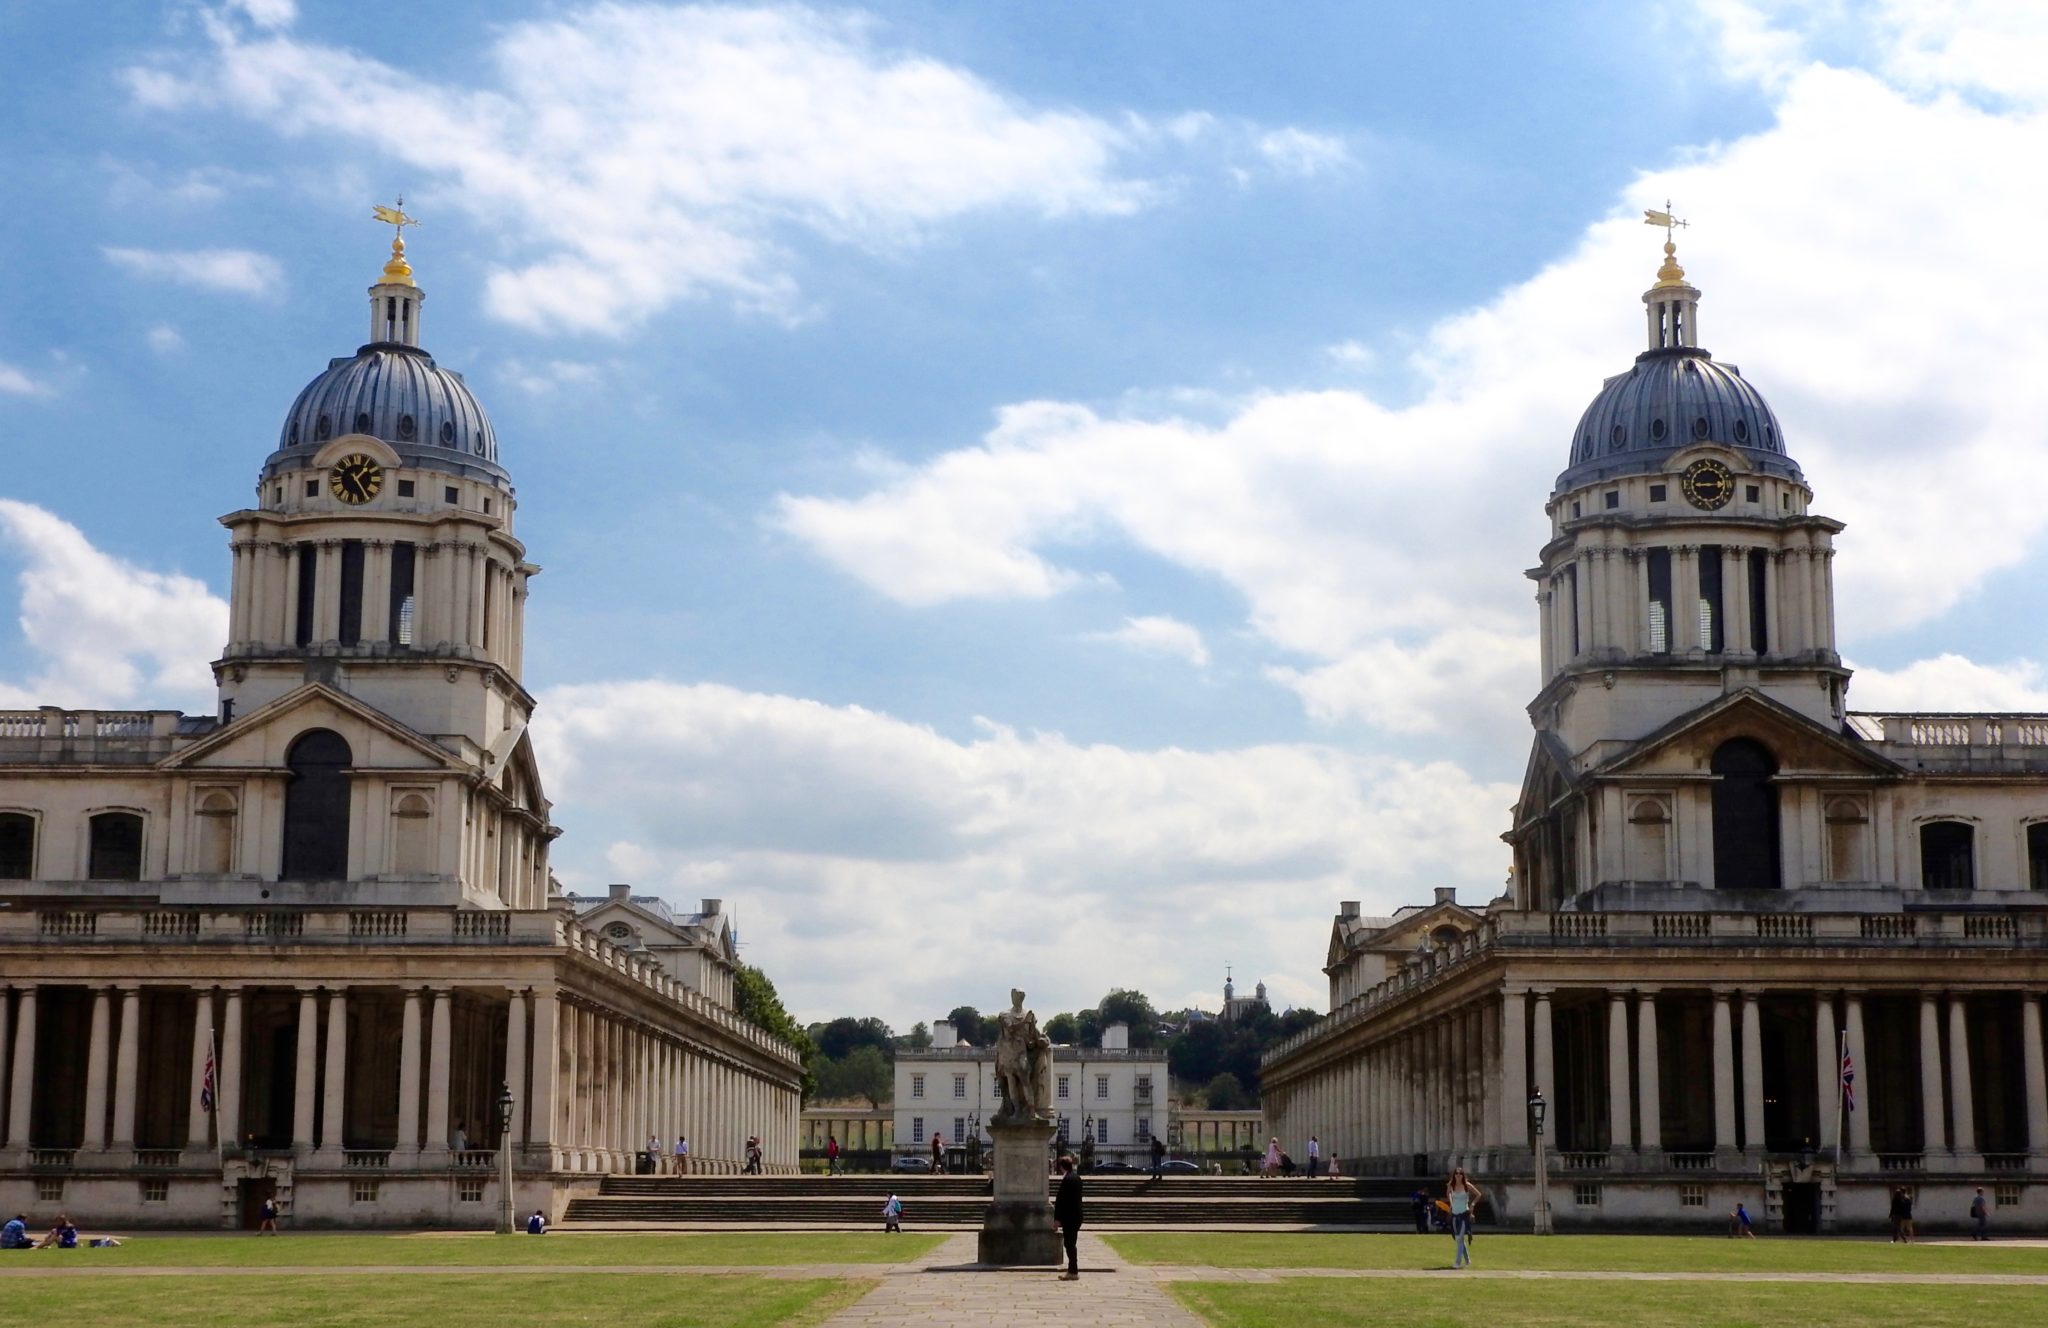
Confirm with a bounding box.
[1512,730,1582,828]
[160,683,468,773]
[1594,688,1902,780]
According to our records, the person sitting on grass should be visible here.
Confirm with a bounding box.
[525,1209,547,1235]
[1,1215,29,1250]
[1729,1202,1756,1237]
[36,1216,78,1249]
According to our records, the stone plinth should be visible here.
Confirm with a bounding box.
[977,1118,1060,1266]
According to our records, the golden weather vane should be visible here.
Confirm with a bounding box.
[1643,200,1689,241]
[371,197,421,284]
[1644,200,1690,288]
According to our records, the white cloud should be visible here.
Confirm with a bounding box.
[1256,127,1350,178]
[1270,628,1535,738]
[1847,653,2048,713]
[500,358,606,395]
[124,4,1223,334]
[103,246,282,296]
[145,324,185,355]
[1092,615,1210,668]
[0,362,51,398]
[226,0,297,30]
[534,678,1515,1025]
[1324,339,1375,368]
[0,501,226,709]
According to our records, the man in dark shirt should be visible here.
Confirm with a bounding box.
[1054,1154,1083,1280]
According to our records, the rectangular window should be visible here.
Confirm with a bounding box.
[1679,1184,1705,1208]
[388,542,416,646]
[1995,1184,2021,1208]
[352,1181,379,1204]
[294,545,318,646]
[444,485,459,505]
[338,539,366,646]
[954,1074,966,1099]
[1573,1184,1601,1207]
[911,1117,924,1144]
[2031,823,2048,891]
[1646,548,1672,652]
[0,814,33,880]
[953,1118,966,1144]
[911,1074,924,1099]
[305,479,319,498]
[1745,484,1760,503]
[397,479,416,498]
[1748,549,1769,654]
[482,566,495,651]
[1564,565,1580,657]
[36,1180,62,1203]
[1137,1118,1151,1142]
[1649,483,1667,502]
[1135,1075,1151,1101]
[89,813,144,881]
[1058,1075,1070,1100]
[1095,1075,1108,1100]
[140,1179,169,1203]
[1698,544,1724,653]
[1096,1118,1109,1144]
[1604,490,1620,509]
[457,1179,485,1203]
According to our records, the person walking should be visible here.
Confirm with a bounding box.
[1305,1134,1321,1178]
[1890,1187,1914,1243]
[881,1193,903,1233]
[1970,1187,1990,1241]
[827,1133,841,1176]
[1261,1137,1282,1178]
[930,1131,945,1174]
[1150,1135,1166,1177]
[673,1135,688,1175]
[1053,1153,1084,1280]
[258,1196,279,1234]
[1446,1167,1483,1269]
[1729,1202,1755,1237]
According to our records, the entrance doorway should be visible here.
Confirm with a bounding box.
[1781,1181,1820,1234]
[237,1178,276,1230]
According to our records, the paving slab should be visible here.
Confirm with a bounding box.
[819,1233,1205,1328]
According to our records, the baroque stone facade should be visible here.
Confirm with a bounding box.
[1262,240,2048,1232]
[0,235,804,1227]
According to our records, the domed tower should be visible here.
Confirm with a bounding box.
[214,226,538,753]
[1528,232,1847,760]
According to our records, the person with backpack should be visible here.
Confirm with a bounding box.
[881,1193,903,1233]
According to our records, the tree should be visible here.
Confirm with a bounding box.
[1168,1018,1228,1085]
[815,1044,892,1108]
[1043,1012,1079,1045]
[734,965,817,1099]
[1075,1007,1102,1049]
[947,1005,985,1047]
[813,1016,896,1062]
[1097,989,1160,1048]
[897,1022,932,1052]
[1203,1072,1249,1111]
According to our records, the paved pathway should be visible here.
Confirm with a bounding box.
[818,1233,1205,1328]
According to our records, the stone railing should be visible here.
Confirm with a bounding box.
[1984,1153,2029,1172]
[1876,1153,1924,1172]
[1666,1152,1714,1170]
[29,1149,75,1168]
[1849,711,2048,765]
[0,709,190,763]
[0,907,561,947]
[1556,1151,1609,1171]
[343,1150,392,1168]
[452,1149,497,1169]
[134,1149,182,1168]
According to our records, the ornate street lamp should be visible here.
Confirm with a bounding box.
[1528,1087,1552,1235]
[497,1081,516,1236]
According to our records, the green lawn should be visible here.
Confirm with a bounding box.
[0,1273,867,1328]
[7,1231,939,1268]
[1170,1278,2043,1328]
[1108,1231,2048,1275]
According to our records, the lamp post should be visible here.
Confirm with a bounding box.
[1528,1087,1552,1235]
[496,1081,515,1236]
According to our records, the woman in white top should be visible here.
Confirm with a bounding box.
[1446,1166,1483,1268]
[1260,1137,1282,1178]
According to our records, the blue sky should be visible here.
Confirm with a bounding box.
[6,1,2048,1028]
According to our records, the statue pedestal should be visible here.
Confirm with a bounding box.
[977,1119,1061,1266]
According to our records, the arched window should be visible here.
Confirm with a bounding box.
[0,812,34,880]
[390,791,433,875]
[1711,738,1780,889]
[1628,797,1671,880]
[194,790,238,875]
[88,811,144,881]
[1920,820,1974,891]
[282,729,352,881]
[1429,925,1463,948]
[1825,798,1869,882]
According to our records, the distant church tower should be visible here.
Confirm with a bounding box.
[214,224,538,756]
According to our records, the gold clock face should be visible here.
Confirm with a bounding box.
[330,454,384,505]
[1680,458,1734,510]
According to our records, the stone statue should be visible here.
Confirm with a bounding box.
[993,988,1054,1124]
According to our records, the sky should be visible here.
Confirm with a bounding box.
[6,0,2048,1029]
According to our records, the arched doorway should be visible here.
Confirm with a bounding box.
[282,729,352,880]
[1711,738,1780,889]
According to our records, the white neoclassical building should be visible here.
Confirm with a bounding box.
[0,230,803,1227]
[1263,237,2048,1232]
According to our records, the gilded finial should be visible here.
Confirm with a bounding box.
[371,198,421,286]
[1643,201,1690,288]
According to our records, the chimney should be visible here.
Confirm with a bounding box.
[700,898,724,917]
[608,883,632,901]
[1434,887,1457,906]
[1339,900,1360,919]
[1102,1022,1129,1051]
[932,1020,957,1049]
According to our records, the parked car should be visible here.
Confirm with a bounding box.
[1087,1160,1140,1174]
[889,1154,933,1173]
[1157,1159,1201,1174]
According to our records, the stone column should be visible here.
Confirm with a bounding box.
[1918,994,1948,1158]
[1501,991,1528,1149]
[1711,991,1737,1157]
[1813,993,1838,1152]
[186,989,213,1149]
[311,541,339,643]
[1845,993,1871,1159]
[293,989,319,1153]
[82,988,112,1150]
[1947,995,1980,1167]
[528,990,557,1158]
[505,989,528,1147]
[1725,546,1750,654]
[1531,992,1554,1148]
[319,989,347,1159]
[5,987,33,1148]
[426,988,453,1153]
[1739,992,1765,1158]
[112,987,142,1150]
[397,989,423,1155]
[2021,996,2048,1165]
[219,987,244,1148]
[1636,991,1662,1158]
[1607,991,1633,1154]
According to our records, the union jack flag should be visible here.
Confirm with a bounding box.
[1840,1041,1856,1113]
[200,1037,216,1114]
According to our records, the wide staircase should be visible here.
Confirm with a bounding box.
[563,1173,1418,1229]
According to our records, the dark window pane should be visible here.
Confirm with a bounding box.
[1748,550,1770,654]
[282,729,353,881]
[88,812,144,881]
[338,540,365,646]
[1712,738,1780,889]
[1699,544,1724,653]
[2029,823,2048,891]
[0,813,33,879]
[295,546,317,647]
[1921,821,1974,891]
[389,542,416,646]
[1647,549,1672,653]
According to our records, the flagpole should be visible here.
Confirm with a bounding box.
[1833,1027,1846,1170]
[210,1028,224,1183]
